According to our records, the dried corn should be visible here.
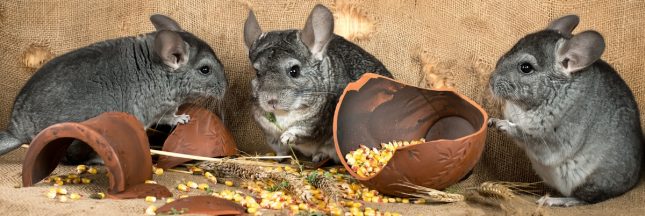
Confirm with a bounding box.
[197,183,209,191]
[90,192,106,199]
[145,205,157,215]
[70,193,81,200]
[58,195,68,203]
[165,198,175,203]
[225,180,234,187]
[153,167,163,176]
[145,180,157,184]
[177,183,189,192]
[186,181,198,189]
[76,165,87,174]
[81,178,92,184]
[145,196,157,203]
[87,167,98,175]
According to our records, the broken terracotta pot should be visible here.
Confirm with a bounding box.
[155,104,238,169]
[21,112,170,197]
[333,73,488,197]
[157,195,245,215]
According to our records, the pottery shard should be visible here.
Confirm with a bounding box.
[107,183,172,199]
[157,195,245,215]
[156,104,238,169]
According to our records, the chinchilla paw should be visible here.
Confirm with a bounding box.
[172,113,191,125]
[280,131,297,146]
[488,118,515,133]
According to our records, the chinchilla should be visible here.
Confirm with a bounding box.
[243,4,393,163]
[0,14,227,164]
[488,15,643,206]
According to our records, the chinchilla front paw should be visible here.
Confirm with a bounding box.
[488,118,515,133]
[312,152,329,163]
[171,113,191,125]
[280,131,298,146]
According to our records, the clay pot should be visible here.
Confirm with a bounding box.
[333,73,488,197]
[21,112,166,197]
[155,104,238,169]
[157,195,245,215]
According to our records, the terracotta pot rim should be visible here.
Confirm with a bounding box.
[332,73,489,181]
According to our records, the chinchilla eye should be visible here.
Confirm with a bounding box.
[288,65,300,78]
[199,66,211,74]
[519,63,534,73]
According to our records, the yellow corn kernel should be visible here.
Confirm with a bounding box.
[145,180,157,184]
[190,167,204,175]
[401,198,410,203]
[72,178,81,184]
[247,207,258,214]
[58,195,68,203]
[46,191,57,199]
[70,193,81,200]
[90,192,106,199]
[165,198,175,203]
[352,202,362,208]
[81,178,92,184]
[298,203,308,210]
[153,168,164,176]
[145,196,157,203]
[179,195,189,199]
[198,183,209,191]
[177,184,189,192]
[186,181,198,189]
[387,198,396,203]
[67,174,78,179]
[76,165,87,174]
[225,181,234,187]
[413,199,426,204]
[145,205,157,215]
[54,180,64,186]
[87,167,98,174]
[56,188,68,195]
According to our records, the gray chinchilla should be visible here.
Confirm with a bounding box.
[489,15,643,206]
[243,4,393,163]
[0,15,227,164]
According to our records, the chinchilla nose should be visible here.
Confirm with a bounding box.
[267,99,278,105]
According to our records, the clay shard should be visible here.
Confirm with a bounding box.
[156,104,238,169]
[107,183,172,199]
[157,195,245,215]
[333,73,488,196]
[22,112,153,195]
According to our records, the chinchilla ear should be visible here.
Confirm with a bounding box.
[244,10,263,49]
[546,15,579,37]
[150,14,183,32]
[556,31,605,75]
[301,4,334,59]
[154,30,189,70]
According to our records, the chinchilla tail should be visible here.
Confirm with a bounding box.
[0,130,23,155]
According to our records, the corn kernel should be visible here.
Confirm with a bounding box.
[225,181,234,187]
[145,196,157,203]
[177,184,189,192]
[56,188,68,195]
[70,193,81,200]
[54,180,64,186]
[145,180,157,184]
[72,178,81,184]
[298,203,308,210]
[186,181,198,189]
[145,205,157,215]
[81,178,92,184]
[179,195,189,198]
[90,192,106,199]
[247,207,258,214]
[190,167,204,175]
[76,165,87,174]
[165,198,175,203]
[197,183,209,190]
[46,191,57,199]
[401,198,409,204]
[153,168,163,176]
[58,195,68,203]
[87,167,98,174]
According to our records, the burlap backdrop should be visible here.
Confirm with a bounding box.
[0,0,643,215]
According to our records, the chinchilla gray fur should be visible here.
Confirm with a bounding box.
[243,4,393,163]
[489,15,643,206]
[0,15,227,164]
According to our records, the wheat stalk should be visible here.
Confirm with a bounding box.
[391,182,465,203]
